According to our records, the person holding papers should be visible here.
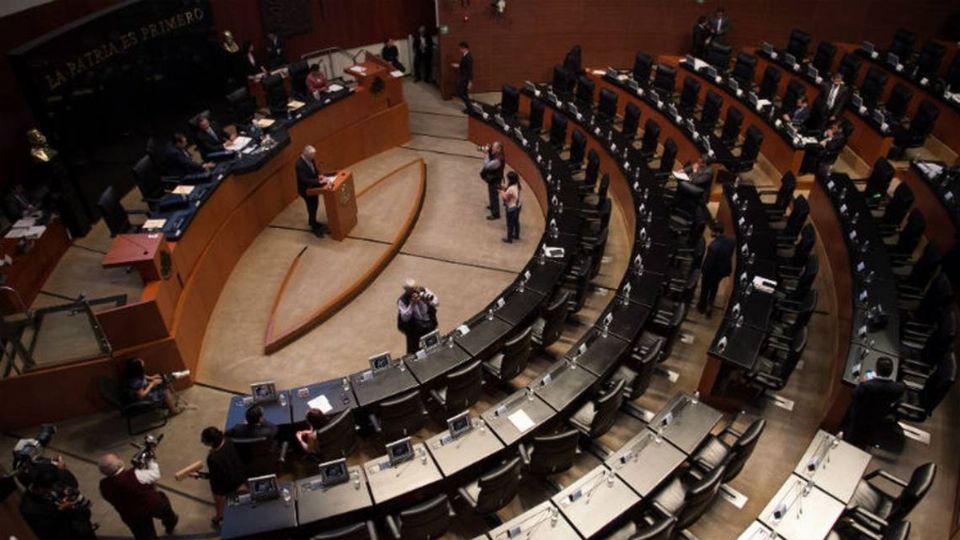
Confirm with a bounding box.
[162,133,213,177]
[295,145,331,238]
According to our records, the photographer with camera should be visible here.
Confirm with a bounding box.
[479,141,505,220]
[98,442,178,540]
[20,463,97,540]
[123,358,183,416]
[397,278,439,354]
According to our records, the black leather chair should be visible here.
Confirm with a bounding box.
[897,352,956,422]
[581,149,600,187]
[549,111,568,149]
[838,52,863,85]
[877,183,914,234]
[96,376,166,435]
[484,326,532,383]
[622,102,641,141]
[226,87,257,126]
[430,359,483,415]
[786,29,812,60]
[653,64,677,98]
[368,391,428,442]
[288,60,310,99]
[552,64,571,96]
[812,41,837,75]
[706,42,732,70]
[719,107,744,146]
[897,242,942,294]
[758,66,782,100]
[778,223,816,273]
[97,186,148,237]
[310,521,379,540]
[262,73,288,117]
[698,90,723,134]
[899,308,954,369]
[385,494,453,540]
[519,430,579,475]
[860,158,895,206]
[760,171,797,221]
[748,327,808,390]
[231,437,286,478]
[500,84,519,117]
[916,41,946,78]
[650,465,727,531]
[772,194,809,247]
[568,130,587,171]
[597,87,618,124]
[828,519,910,540]
[639,119,661,160]
[614,335,661,400]
[860,67,888,110]
[731,53,757,85]
[725,125,763,173]
[884,84,913,121]
[690,418,766,483]
[888,28,917,60]
[458,457,522,514]
[634,52,654,84]
[782,80,806,114]
[532,291,569,349]
[891,100,940,157]
[527,98,545,133]
[569,378,625,438]
[679,77,701,116]
[575,75,595,108]
[132,154,172,203]
[888,208,925,263]
[311,409,359,462]
[846,463,936,531]
[654,138,678,181]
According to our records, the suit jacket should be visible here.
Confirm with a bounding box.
[821,82,850,116]
[846,378,905,427]
[702,236,736,278]
[381,45,400,63]
[708,14,730,42]
[2,191,32,221]
[791,105,811,126]
[296,156,323,197]
[161,144,204,176]
[414,33,433,57]
[683,165,714,188]
[458,52,474,85]
[265,36,284,67]
[194,122,227,157]
[692,23,709,56]
[226,421,278,441]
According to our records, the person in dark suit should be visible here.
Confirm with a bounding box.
[707,7,731,46]
[195,427,246,530]
[162,133,213,177]
[783,95,811,126]
[821,73,850,119]
[264,33,285,69]
[691,16,709,58]
[381,38,405,72]
[413,26,433,82]
[842,357,906,448]
[682,156,714,189]
[295,145,330,238]
[698,224,736,317]
[226,405,278,441]
[194,116,233,158]
[242,41,264,76]
[451,41,474,112]
[800,121,845,174]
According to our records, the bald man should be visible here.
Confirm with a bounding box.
[295,145,331,237]
[98,453,178,539]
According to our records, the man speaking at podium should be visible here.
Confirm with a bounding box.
[296,145,331,238]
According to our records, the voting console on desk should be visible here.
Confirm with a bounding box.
[453,312,514,358]
[482,389,554,446]
[564,328,632,378]
[363,442,443,505]
[349,361,418,407]
[532,359,598,412]
[758,474,845,540]
[552,465,641,539]
[296,464,373,529]
[220,480,296,539]
[605,430,687,497]
[484,500,579,540]
[793,429,871,503]
[404,340,473,387]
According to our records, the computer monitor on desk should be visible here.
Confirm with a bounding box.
[249,474,281,502]
[386,437,414,467]
[369,352,392,372]
[419,329,440,351]
[250,381,278,404]
[319,458,349,487]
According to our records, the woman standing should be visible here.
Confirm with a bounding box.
[501,171,522,243]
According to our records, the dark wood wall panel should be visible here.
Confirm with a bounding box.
[438,0,959,95]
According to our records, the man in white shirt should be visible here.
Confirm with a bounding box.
[98,453,178,539]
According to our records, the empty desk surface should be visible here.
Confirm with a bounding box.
[602,298,652,342]
[349,362,419,407]
[483,501,580,540]
[289,379,357,424]
[552,465,641,538]
[363,443,443,505]
[606,430,687,497]
[221,482,297,539]
[793,430,871,502]
[403,342,473,387]
[488,285,547,326]
[758,475,845,540]
[225,395,292,431]
[426,420,505,477]
[647,393,723,454]
[738,521,778,540]
[454,314,514,358]
[710,321,767,370]
[296,466,373,527]
[533,360,599,412]
[482,390,555,446]
[520,259,567,296]
[567,330,632,378]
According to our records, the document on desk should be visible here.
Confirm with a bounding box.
[756,98,772,108]
[172,185,195,195]
[673,170,690,181]
[142,218,167,230]
[390,70,404,78]
[508,409,535,433]
[12,217,37,228]
[288,100,305,110]
[254,118,275,128]
[692,58,709,71]
[4,227,31,239]
[307,394,333,414]
[801,136,818,145]
[229,136,253,151]
[328,84,345,93]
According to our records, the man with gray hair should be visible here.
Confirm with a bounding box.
[98,453,178,539]
[397,278,439,353]
[295,144,330,238]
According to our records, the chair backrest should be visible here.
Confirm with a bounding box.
[226,87,257,125]
[549,112,568,147]
[740,125,763,163]
[598,88,618,120]
[622,102,641,139]
[262,73,288,114]
[527,430,579,475]
[230,437,276,478]
[497,84,519,118]
[782,80,806,113]
[905,242,942,290]
[732,52,757,84]
[497,326,532,380]
[442,359,483,413]
[653,64,676,96]
[948,51,960,88]
[96,376,126,409]
[627,335,661,396]
[680,77,701,111]
[569,130,587,165]
[889,28,916,59]
[288,60,309,97]
[575,75,595,107]
[552,64,570,95]
[678,464,726,529]
[640,120,661,155]
[538,291,570,349]
[790,223,816,266]
[812,41,837,74]
[706,42,732,70]
[474,457,522,514]
[911,100,940,137]
[584,149,601,185]
[838,52,862,85]
[881,521,911,540]
[917,41,946,77]
[883,182,914,227]
[634,52,653,83]
[917,274,953,323]
[395,494,451,539]
[97,186,132,237]
[378,390,426,440]
[529,98,545,131]
[632,515,677,540]
[785,195,809,238]
[861,67,888,108]
[787,29,811,59]
[132,154,163,200]
[886,84,913,120]
[776,171,797,211]
[890,462,936,522]
[586,378,625,437]
[720,107,744,144]
[921,353,956,415]
[658,138,678,174]
[310,521,377,540]
[866,158,895,198]
[759,66,781,99]
[596,173,610,200]
[701,91,723,127]
[895,208,925,254]
[724,418,766,481]
[313,409,358,462]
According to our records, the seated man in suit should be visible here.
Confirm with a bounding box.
[782,95,811,127]
[381,38,405,72]
[799,120,845,174]
[226,405,278,441]
[842,356,905,448]
[194,116,235,158]
[162,133,214,177]
[682,156,714,188]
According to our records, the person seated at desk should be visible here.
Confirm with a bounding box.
[2,183,38,221]
[682,156,714,188]
[264,32,285,69]
[782,95,811,127]
[842,356,905,449]
[306,64,329,96]
[123,358,182,416]
[162,133,214,177]
[294,408,329,454]
[226,405,278,441]
[194,116,235,158]
[381,38,405,72]
[195,427,246,531]
[799,120,845,174]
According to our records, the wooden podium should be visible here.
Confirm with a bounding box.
[308,170,357,241]
[103,233,173,282]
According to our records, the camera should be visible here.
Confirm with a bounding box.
[50,483,93,512]
[161,369,190,384]
[477,143,491,153]
[131,433,164,469]
[12,424,56,472]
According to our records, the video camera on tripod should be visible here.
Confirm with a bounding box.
[6,425,93,512]
[131,433,164,469]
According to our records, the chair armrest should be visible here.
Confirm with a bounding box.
[429,389,445,407]
[367,412,382,433]
[518,443,532,466]
[651,500,674,518]
[848,506,888,531]
[121,400,159,415]
[864,469,908,488]
[457,486,477,507]
[385,515,402,540]
[277,441,289,463]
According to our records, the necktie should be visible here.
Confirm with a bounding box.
[207,127,217,140]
